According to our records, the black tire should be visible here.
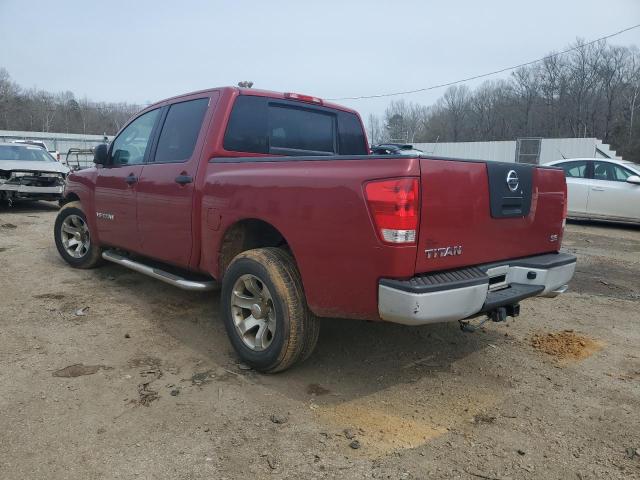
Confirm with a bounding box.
[220,247,319,373]
[54,201,103,269]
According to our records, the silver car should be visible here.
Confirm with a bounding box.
[546,158,640,224]
[0,143,70,205]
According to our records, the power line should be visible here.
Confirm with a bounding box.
[326,23,640,101]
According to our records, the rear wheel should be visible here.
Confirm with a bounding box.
[220,248,319,373]
[54,201,103,269]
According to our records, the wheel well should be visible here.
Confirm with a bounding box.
[219,219,290,276]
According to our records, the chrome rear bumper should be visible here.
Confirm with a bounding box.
[378,253,576,326]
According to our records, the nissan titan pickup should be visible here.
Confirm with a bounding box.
[53,87,576,372]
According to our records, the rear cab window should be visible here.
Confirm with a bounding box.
[223,95,367,156]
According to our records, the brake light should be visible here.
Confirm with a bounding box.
[284,92,323,105]
[365,177,419,244]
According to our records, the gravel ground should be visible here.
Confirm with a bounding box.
[1,202,639,480]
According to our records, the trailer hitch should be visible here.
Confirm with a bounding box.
[459,304,520,333]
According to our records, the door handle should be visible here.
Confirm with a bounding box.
[591,187,605,191]
[125,174,138,185]
[175,174,193,185]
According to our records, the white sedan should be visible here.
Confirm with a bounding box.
[546,158,640,224]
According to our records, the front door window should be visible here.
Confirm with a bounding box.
[110,109,160,166]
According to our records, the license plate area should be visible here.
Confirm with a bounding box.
[486,265,509,291]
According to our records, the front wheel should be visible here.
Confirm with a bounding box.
[54,201,103,269]
[220,248,319,373]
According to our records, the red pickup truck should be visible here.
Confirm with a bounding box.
[54,87,576,372]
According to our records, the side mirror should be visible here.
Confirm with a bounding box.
[626,175,640,185]
[94,144,109,165]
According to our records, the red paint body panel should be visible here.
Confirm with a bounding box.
[94,165,144,252]
[63,86,567,321]
[200,158,420,319]
[414,159,566,273]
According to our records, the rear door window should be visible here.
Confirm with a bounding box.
[223,96,268,154]
[153,98,209,163]
[223,95,367,156]
[337,112,368,155]
[559,160,588,178]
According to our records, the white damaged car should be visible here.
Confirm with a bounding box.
[0,143,70,206]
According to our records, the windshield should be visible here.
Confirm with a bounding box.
[0,145,55,162]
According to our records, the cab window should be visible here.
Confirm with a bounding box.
[110,109,160,166]
[223,95,368,156]
[153,98,209,163]
[593,161,634,182]
[559,160,588,178]
[269,104,335,155]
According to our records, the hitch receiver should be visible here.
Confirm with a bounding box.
[489,304,520,322]
[460,303,521,332]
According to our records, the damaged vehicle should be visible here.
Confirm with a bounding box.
[0,143,70,205]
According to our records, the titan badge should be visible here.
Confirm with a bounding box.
[96,212,114,221]
[425,245,463,259]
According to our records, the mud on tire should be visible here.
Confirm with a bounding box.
[220,247,320,373]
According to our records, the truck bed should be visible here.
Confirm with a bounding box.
[200,153,567,320]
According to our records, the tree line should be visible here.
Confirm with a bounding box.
[0,68,142,136]
[367,39,640,159]
[1,38,639,158]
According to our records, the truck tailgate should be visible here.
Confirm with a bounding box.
[415,158,566,274]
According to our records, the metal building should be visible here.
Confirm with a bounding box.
[413,137,623,165]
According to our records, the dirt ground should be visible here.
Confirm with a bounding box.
[1,202,639,480]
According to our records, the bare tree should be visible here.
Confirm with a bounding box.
[512,66,540,135]
[1,37,639,159]
[0,68,144,136]
[366,113,384,144]
[382,100,429,142]
[622,47,640,144]
[441,85,471,141]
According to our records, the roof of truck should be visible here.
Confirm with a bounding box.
[144,87,359,115]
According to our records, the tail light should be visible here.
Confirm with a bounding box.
[365,177,419,244]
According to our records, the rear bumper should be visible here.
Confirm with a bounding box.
[378,252,576,326]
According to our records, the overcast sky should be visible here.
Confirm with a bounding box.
[1,0,639,122]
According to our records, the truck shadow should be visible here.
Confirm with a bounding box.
[259,316,503,403]
[111,265,503,404]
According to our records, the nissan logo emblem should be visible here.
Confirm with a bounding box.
[506,170,519,192]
